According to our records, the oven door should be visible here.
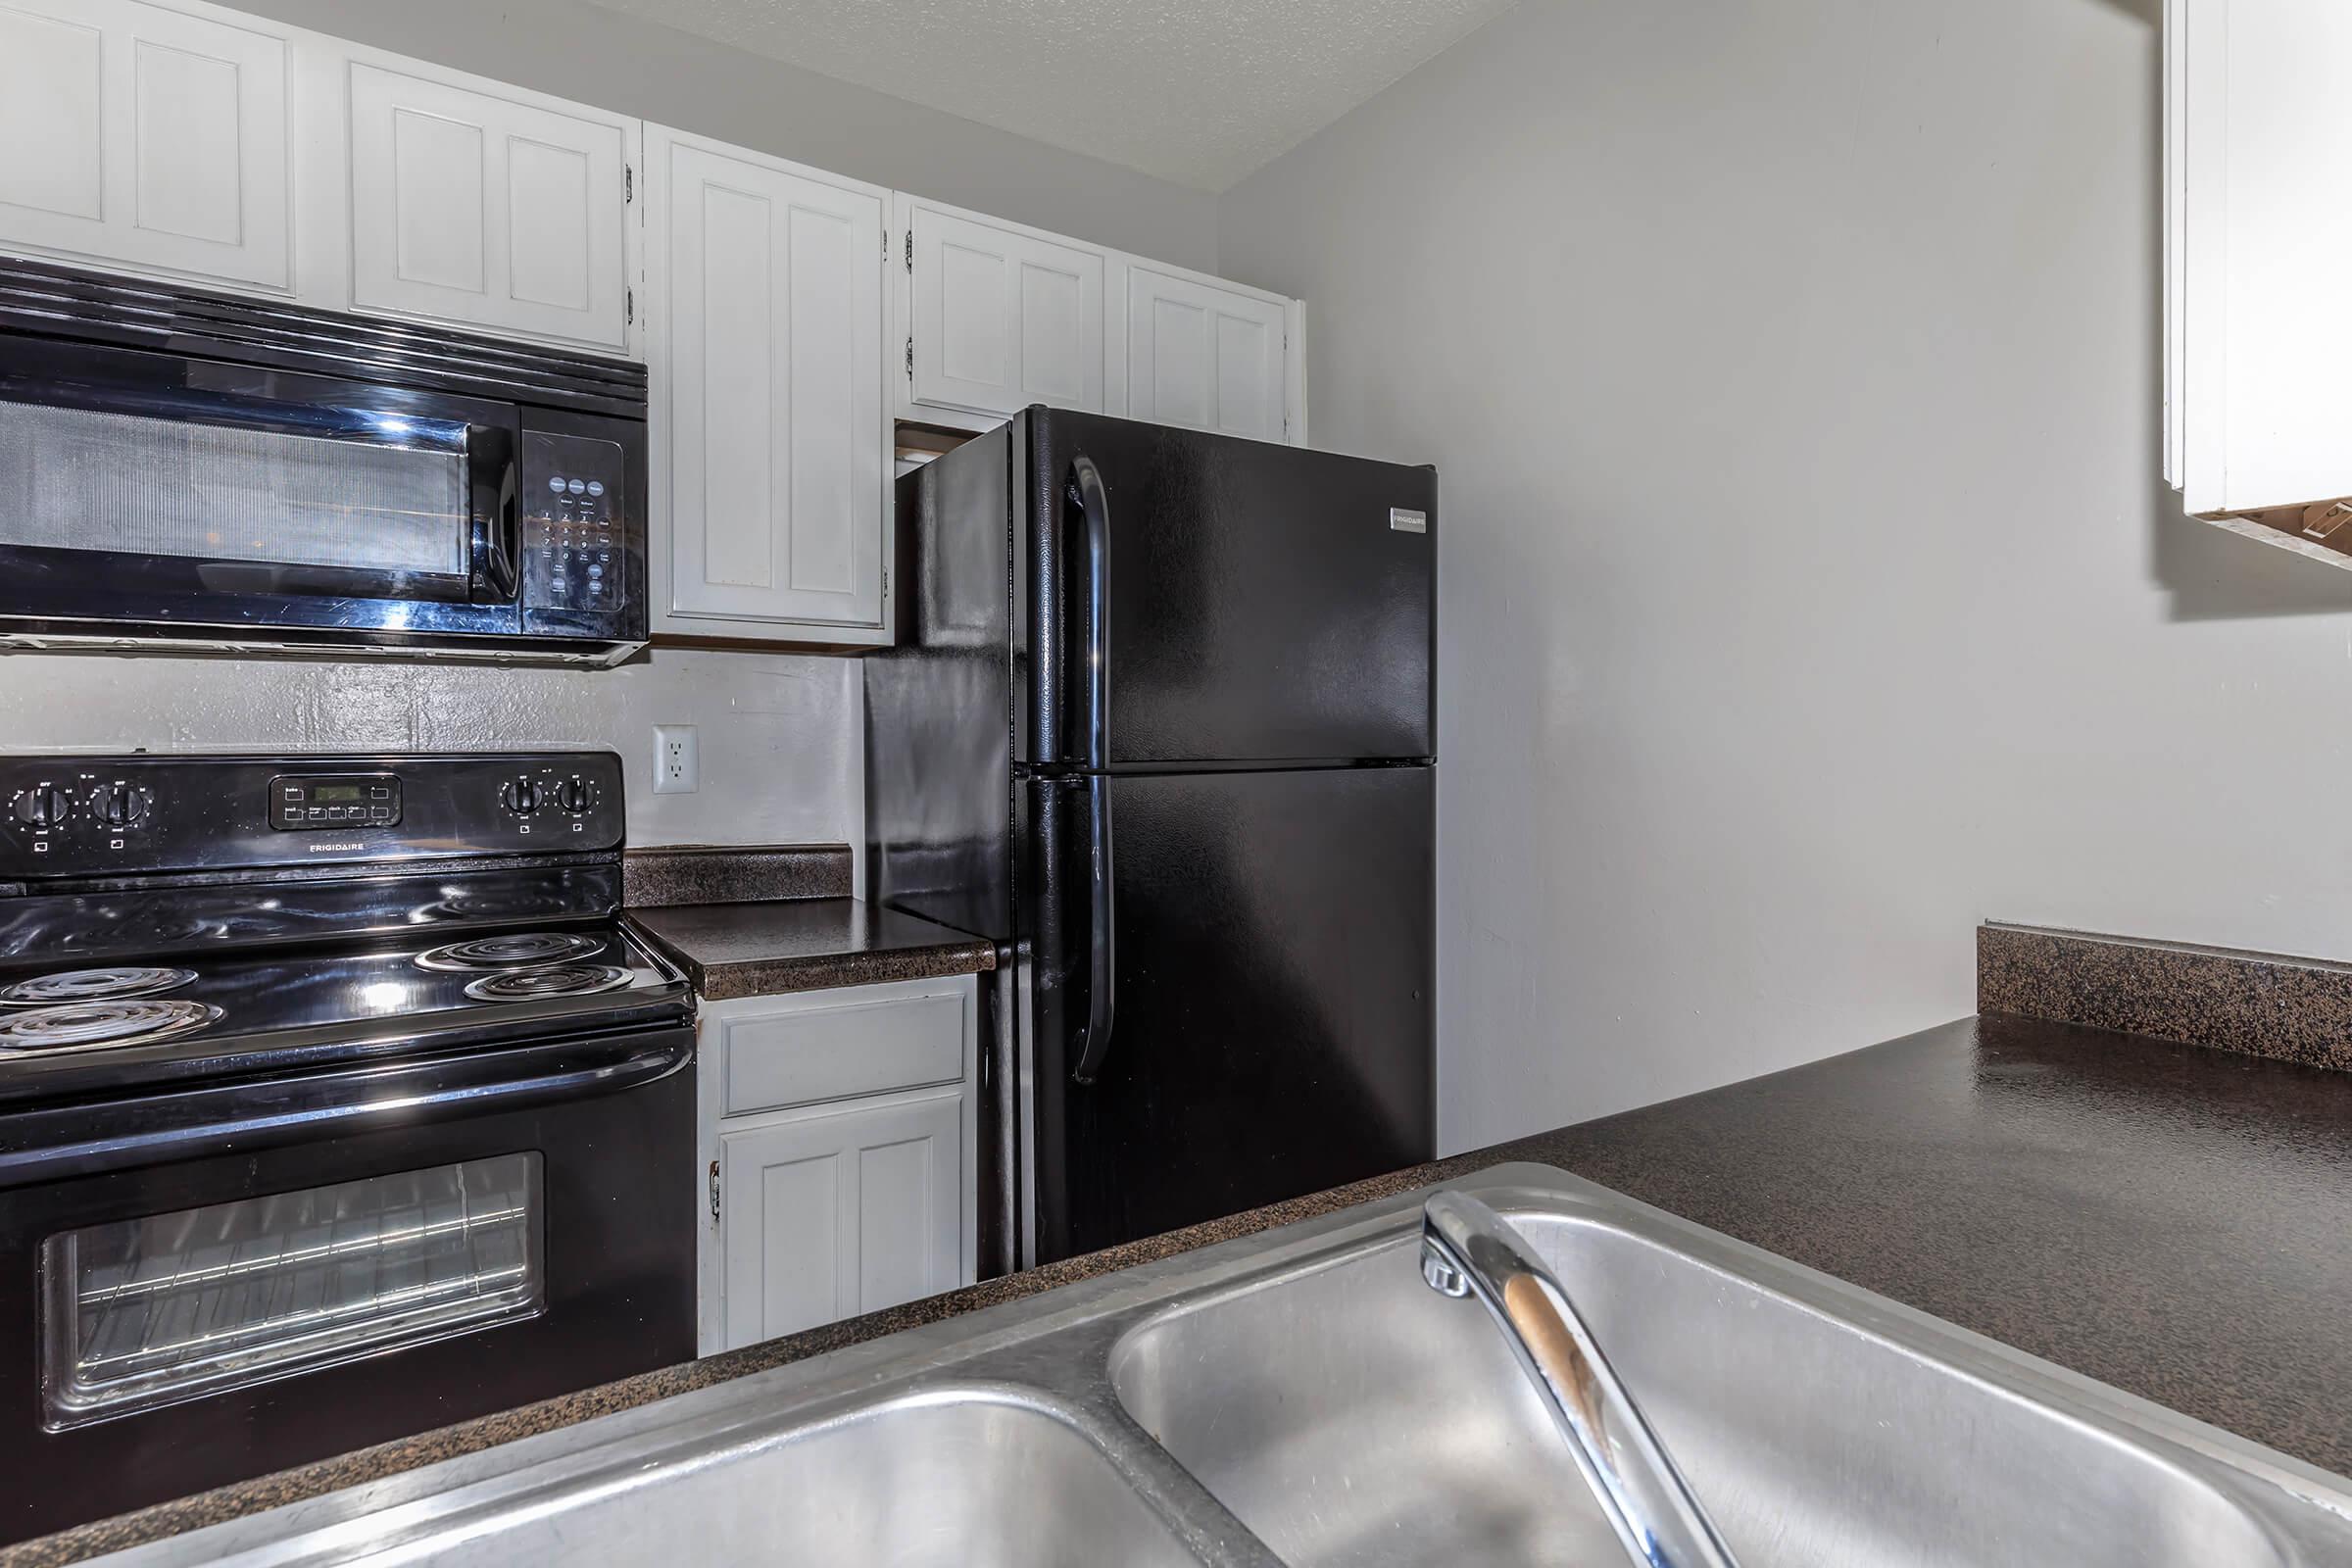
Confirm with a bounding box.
[0,332,527,643]
[0,1024,694,1548]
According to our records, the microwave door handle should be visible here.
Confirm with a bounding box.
[468,424,521,602]
[1067,453,1116,1085]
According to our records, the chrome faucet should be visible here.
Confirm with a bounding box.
[1420,1190,1741,1568]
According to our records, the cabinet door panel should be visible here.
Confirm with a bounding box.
[0,7,103,222]
[1124,264,1287,443]
[386,106,483,291]
[857,1126,945,1309]
[346,62,628,349]
[133,38,246,245]
[718,1094,961,1349]
[724,1125,842,1349]
[0,0,289,289]
[506,134,594,311]
[910,203,1103,417]
[654,131,885,631]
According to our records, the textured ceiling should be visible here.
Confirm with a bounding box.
[581,0,1520,191]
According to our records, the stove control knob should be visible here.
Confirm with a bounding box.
[554,778,591,814]
[501,779,542,816]
[10,785,69,828]
[96,783,150,828]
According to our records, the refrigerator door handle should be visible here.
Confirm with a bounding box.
[1072,772,1117,1083]
[1068,452,1117,1084]
[1069,453,1112,768]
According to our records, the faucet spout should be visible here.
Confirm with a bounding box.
[1419,1190,1741,1568]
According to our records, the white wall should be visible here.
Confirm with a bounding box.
[0,651,858,850]
[1219,0,2352,1152]
[217,0,1219,272]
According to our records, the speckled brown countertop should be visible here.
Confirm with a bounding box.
[621,844,851,908]
[20,1011,2352,1565]
[624,897,996,1000]
[1981,921,2352,1071]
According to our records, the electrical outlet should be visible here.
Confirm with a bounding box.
[653,725,699,795]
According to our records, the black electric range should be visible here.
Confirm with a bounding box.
[0,751,696,1547]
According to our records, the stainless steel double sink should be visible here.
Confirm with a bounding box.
[105,1164,2352,1566]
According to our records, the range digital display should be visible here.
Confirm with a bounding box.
[268,773,402,831]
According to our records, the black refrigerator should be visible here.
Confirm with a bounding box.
[867,408,1434,1269]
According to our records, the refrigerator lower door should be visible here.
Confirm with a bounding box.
[1022,763,1433,1264]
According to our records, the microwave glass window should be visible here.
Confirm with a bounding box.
[0,398,468,578]
[39,1153,543,1429]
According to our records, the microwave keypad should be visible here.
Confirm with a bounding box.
[520,432,626,618]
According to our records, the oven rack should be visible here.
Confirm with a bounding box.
[75,1200,531,1309]
[47,1154,544,1423]
[73,1213,533,1382]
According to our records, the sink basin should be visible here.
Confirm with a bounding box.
[92,1165,2352,1568]
[134,1388,1211,1568]
[1111,1214,2288,1567]
[388,1392,1201,1568]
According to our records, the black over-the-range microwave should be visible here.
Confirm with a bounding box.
[0,257,648,664]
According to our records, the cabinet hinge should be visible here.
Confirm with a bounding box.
[624,164,634,204]
[906,335,913,379]
[626,287,634,327]
[905,229,913,272]
[708,1159,720,1222]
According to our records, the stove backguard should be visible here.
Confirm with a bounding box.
[0,752,624,881]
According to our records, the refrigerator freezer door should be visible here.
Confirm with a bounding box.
[1024,411,1434,768]
[1022,763,1434,1263]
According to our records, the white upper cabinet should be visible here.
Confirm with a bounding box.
[326,54,636,352]
[0,0,291,290]
[899,194,1105,425]
[0,7,1311,645]
[1119,259,1298,445]
[2168,0,2352,525]
[647,126,888,640]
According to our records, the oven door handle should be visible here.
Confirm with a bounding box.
[0,1027,692,1187]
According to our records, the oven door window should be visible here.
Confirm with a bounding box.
[39,1152,543,1429]
[0,394,473,592]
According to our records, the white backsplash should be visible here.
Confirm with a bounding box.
[0,649,861,855]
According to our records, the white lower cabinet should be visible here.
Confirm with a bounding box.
[696,974,977,1355]
[717,1091,963,1349]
